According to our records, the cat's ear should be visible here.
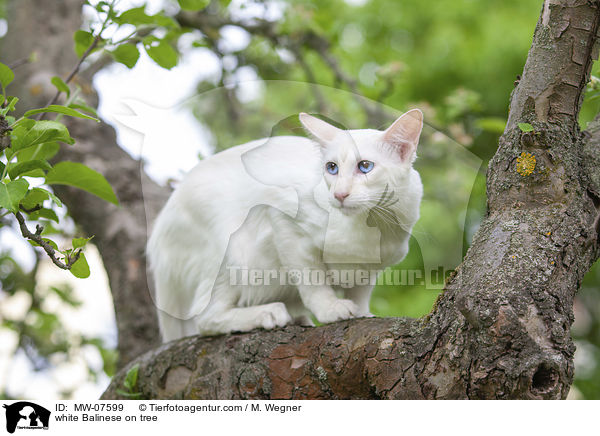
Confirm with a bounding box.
[299,113,342,142]
[383,109,423,161]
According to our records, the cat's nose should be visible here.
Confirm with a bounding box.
[334,192,350,203]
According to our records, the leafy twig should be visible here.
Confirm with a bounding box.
[14,211,81,270]
[176,12,382,124]
[19,204,42,213]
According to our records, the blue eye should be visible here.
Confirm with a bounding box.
[358,160,374,173]
[326,162,338,175]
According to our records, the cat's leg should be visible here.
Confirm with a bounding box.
[284,293,315,326]
[268,213,359,323]
[296,283,360,324]
[194,300,293,336]
[343,285,375,317]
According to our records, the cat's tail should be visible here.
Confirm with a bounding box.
[147,207,212,342]
[156,311,197,342]
[147,206,190,342]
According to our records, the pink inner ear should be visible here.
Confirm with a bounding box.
[299,113,341,142]
[397,140,414,161]
[383,131,416,161]
[383,110,423,161]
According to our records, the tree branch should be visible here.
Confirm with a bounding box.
[506,0,600,132]
[99,317,493,400]
[14,211,81,270]
[101,311,570,400]
[175,11,383,125]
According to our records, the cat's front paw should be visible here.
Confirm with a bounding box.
[315,299,360,324]
[258,302,293,330]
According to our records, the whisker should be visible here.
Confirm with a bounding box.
[370,207,401,229]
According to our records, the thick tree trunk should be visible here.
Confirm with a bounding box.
[0,0,165,367]
[102,0,600,399]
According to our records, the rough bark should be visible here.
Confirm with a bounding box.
[101,318,447,400]
[0,0,166,367]
[103,0,600,400]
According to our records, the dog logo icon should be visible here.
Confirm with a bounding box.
[2,402,51,433]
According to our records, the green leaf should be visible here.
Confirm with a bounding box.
[23,169,46,178]
[0,179,29,213]
[177,0,210,11]
[70,252,90,279]
[8,160,52,179]
[43,238,58,250]
[9,118,35,137]
[0,62,14,89]
[94,1,111,13]
[40,222,60,235]
[12,120,74,152]
[99,347,118,378]
[118,7,153,25]
[29,208,59,223]
[74,30,95,57]
[28,237,59,250]
[123,364,140,391]
[72,236,93,249]
[115,390,142,399]
[111,44,140,69]
[21,187,50,209]
[68,102,98,118]
[51,76,70,97]
[17,142,61,162]
[23,187,63,208]
[0,162,4,177]
[144,40,178,70]
[24,105,99,122]
[152,15,179,28]
[518,122,534,132]
[0,96,18,116]
[6,96,18,112]
[46,190,63,207]
[45,162,118,205]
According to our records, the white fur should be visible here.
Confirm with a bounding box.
[148,110,424,341]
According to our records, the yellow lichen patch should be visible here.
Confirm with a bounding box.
[516,152,536,176]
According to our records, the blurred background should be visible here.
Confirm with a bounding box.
[0,0,599,399]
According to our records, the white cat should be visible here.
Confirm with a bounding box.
[147,110,424,341]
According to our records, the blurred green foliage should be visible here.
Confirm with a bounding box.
[0,251,116,399]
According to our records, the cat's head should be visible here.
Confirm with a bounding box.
[299,109,423,216]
